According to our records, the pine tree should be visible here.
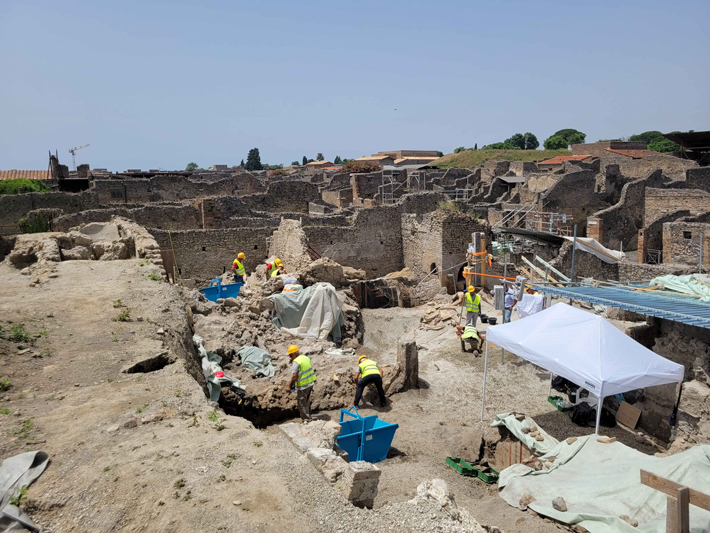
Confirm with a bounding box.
[334,155,342,164]
[245,148,263,171]
[474,144,478,151]
[316,153,324,161]
[302,156,308,166]
[240,159,245,167]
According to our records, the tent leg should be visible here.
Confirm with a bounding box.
[481,342,490,421]
[595,395,604,435]
[548,372,553,397]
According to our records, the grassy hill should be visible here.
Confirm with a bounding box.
[430,149,572,168]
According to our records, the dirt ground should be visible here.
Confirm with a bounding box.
[0,258,661,532]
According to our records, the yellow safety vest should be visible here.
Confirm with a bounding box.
[462,325,480,341]
[233,259,245,276]
[358,359,381,378]
[294,355,316,389]
[269,264,279,277]
[465,293,481,313]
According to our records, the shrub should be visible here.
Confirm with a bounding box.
[19,214,52,234]
[9,324,30,343]
[0,179,51,196]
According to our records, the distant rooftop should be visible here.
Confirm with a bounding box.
[0,170,51,181]
[538,155,592,165]
[604,148,655,159]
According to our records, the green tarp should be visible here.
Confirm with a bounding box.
[268,283,345,343]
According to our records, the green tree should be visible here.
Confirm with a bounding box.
[543,135,569,150]
[547,129,586,148]
[316,153,324,161]
[523,132,539,150]
[629,130,680,152]
[505,133,526,150]
[245,148,263,171]
[291,160,300,166]
[649,139,680,153]
[302,156,308,166]
[629,131,665,144]
[240,159,245,167]
[334,155,342,164]
[453,146,466,153]
[483,142,518,150]
[436,151,444,157]
[474,143,477,150]
[185,162,199,171]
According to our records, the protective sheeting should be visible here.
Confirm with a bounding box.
[650,275,710,302]
[237,346,275,377]
[485,303,684,399]
[517,293,544,318]
[491,413,559,456]
[564,236,626,264]
[193,335,241,401]
[499,436,710,533]
[0,451,49,531]
[269,283,345,342]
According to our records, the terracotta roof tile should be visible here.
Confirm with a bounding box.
[0,170,51,181]
[604,148,654,159]
[538,155,592,165]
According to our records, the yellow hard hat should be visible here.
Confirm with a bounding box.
[467,285,475,292]
[287,345,299,355]
[275,258,282,266]
[358,355,368,363]
[238,252,245,259]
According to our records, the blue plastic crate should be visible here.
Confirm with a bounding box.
[336,407,398,463]
[199,277,243,302]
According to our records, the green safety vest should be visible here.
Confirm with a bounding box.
[294,355,316,389]
[462,325,480,341]
[465,293,481,313]
[269,265,279,277]
[358,359,380,378]
[233,259,246,276]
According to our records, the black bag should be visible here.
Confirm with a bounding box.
[570,403,617,428]
[551,376,580,403]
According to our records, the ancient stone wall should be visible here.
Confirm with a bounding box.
[401,213,443,276]
[684,167,710,192]
[150,227,273,283]
[600,152,696,180]
[240,181,319,213]
[267,218,313,272]
[0,191,100,234]
[662,221,710,267]
[644,188,710,226]
[540,170,604,234]
[53,204,202,232]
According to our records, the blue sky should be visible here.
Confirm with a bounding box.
[1,0,708,171]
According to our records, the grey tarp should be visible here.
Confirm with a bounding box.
[0,451,49,531]
[499,435,710,532]
[237,346,275,377]
[268,283,345,343]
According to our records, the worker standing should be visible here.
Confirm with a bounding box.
[353,355,386,408]
[232,252,247,284]
[465,285,482,327]
[504,285,517,323]
[286,345,316,421]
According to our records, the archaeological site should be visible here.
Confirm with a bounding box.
[2,132,710,533]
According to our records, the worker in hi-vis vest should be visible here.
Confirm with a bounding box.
[232,252,246,284]
[267,258,283,279]
[352,355,386,408]
[465,285,482,327]
[287,345,316,420]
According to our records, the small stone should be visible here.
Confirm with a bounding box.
[123,418,138,429]
[535,435,544,442]
[514,413,526,421]
[519,493,536,510]
[107,425,120,433]
[619,515,638,527]
[49,273,59,278]
[157,329,165,335]
[233,500,241,506]
[566,437,577,445]
[74,383,80,387]
[552,497,567,512]
[521,427,531,434]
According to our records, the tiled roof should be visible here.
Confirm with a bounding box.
[357,156,392,161]
[393,157,438,164]
[0,170,51,181]
[538,155,592,165]
[306,161,334,166]
[604,148,654,159]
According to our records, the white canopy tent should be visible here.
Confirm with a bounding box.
[481,303,685,434]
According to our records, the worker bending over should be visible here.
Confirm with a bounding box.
[353,355,386,408]
[266,258,283,279]
[460,325,486,356]
[286,345,316,420]
[232,252,247,284]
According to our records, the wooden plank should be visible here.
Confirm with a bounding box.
[534,255,570,282]
[677,487,690,533]
[616,401,641,429]
[641,470,710,512]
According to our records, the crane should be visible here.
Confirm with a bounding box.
[68,143,90,170]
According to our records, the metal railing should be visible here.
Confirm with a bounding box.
[646,249,662,265]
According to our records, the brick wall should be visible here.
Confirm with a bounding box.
[321,188,353,208]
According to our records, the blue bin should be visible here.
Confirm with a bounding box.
[336,407,398,463]
[199,277,243,302]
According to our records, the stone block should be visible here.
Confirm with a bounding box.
[321,456,348,484]
[292,437,313,453]
[458,428,484,462]
[397,341,419,389]
[306,447,337,468]
[61,245,91,261]
[279,422,303,441]
[681,380,710,418]
[343,461,381,482]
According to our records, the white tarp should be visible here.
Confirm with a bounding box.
[482,303,684,433]
[499,435,710,533]
[564,236,625,264]
[270,283,345,341]
[517,293,544,318]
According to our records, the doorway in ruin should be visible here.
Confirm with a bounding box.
[352,280,400,309]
